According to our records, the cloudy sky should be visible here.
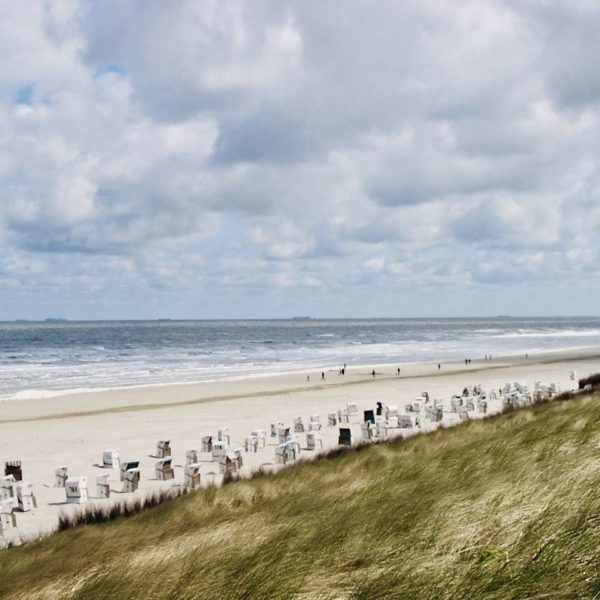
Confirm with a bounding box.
[1,0,599,319]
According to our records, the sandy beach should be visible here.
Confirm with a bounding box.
[1,348,599,546]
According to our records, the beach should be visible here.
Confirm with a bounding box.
[1,348,599,545]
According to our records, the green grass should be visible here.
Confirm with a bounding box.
[2,394,600,599]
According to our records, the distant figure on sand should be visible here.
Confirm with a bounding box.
[397,367,400,376]
[438,363,441,370]
[371,369,376,378]
[307,375,310,382]
[321,372,325,380]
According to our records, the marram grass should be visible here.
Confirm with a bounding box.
[2,394,600,599]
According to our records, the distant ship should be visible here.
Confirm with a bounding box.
[45,318,68,323]
[292,316,312,321]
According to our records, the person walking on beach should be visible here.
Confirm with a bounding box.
[321,372,325,380]
[397,367,400,376]
[371,369,376,378]
[438,363,441,370]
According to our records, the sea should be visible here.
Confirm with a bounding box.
[0,317,599,401]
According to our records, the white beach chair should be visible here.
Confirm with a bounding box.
[308,421,321,432]
[347,402,359,416]
[54,466,68,488]
[245,435,258,453]
[102,448,120,469]
[155,458,174,481]
[184,463,201,488]
[284,440,300,462]
[251,429,267,448]
[120,460,140,481]
[16,482,36,512]
[398,413,418,428]
[212,440,228,460]
[122,468,140,493]
[218,429,230,445]
[277,426,291,444]
[376,421,389,438]
[0,498,17,532]
[309,415,321,424]
[293,417,305,433]
[201,435,213,453]
[0,475,16,500]
[306,431,323,450]
[338,409,349,423]
[96,474,110,499]
[275,444,288,465]
[385,405,399,420]
[185,448,199,466]
[328,412,337,426]
[155,440,171,458]
[65,477,88,504]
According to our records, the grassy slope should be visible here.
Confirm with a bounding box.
[2,395,600,600]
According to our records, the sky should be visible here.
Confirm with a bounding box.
[1,0,600,320]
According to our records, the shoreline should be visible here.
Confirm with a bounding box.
[1,346,599,546]
[0,346,599,424]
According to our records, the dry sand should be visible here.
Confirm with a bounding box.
[1,348,599,546]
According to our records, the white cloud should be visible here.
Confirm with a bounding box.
[0,0,599,318]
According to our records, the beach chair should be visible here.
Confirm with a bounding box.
[251,429,267,448]
[347,402,359,416]
[185,448,199,466]
[16,482,36,512]
[308,421,322,432]
[122,468,140,493]
[271,422,282,437]
[0,498,17,532]
[384,405,399,420]
[0,475,16,500]
[376,421,389,438]
[309,415,321,424]
[277,426,291,444]
[458,407,469,421]
[102,448,120,469]
[328,412,337,426]
[231,448,244,470]
[65,477,88,504]
[54,466,68,488]
[284,440,300,462]
[212,440,228,460]
[306,431,323,450]
[275,444,288,465]
[338,409,349,423]
[293,416,305,433]
[218,429,230,445]
[398,413,418,428]
[412,400,423,413]
[338,427,352,446]
[184,463,201,488]
[4,461,22,481]
[217,454,237,476]
[201,435,213,453]
[156,440,171,458]
[450,397,462,412]
[120,460,140,481]
[155,458,175,481]
[364,409,375,424]
[361,422,375,441]
[96,474,110,499]
[245,435,258,453]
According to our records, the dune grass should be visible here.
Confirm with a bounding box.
[2,393,600,599]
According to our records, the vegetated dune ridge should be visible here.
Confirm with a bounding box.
[2,393,600,600]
